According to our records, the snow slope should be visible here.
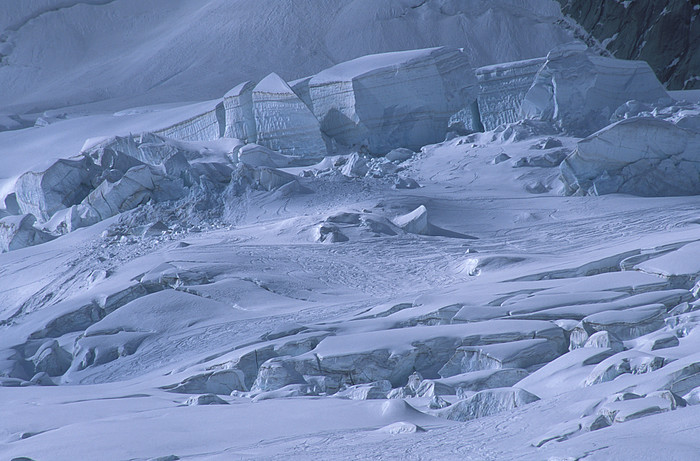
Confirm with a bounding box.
[0,0,572,115]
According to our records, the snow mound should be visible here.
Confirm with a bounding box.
[378,421,426,434]
[436,387,540,421]
[392,205,475,239]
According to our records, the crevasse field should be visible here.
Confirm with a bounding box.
[1,1,700,460]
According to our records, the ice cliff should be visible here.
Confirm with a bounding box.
[252,73,328,158]
[307,47,478,154]
[476,57,546,131]
[521,43,668,136]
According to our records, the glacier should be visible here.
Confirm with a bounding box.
[252,73,329,159]
[2,3,700,461]
[307,47,478,154]
[476,57,546,131]
[521,42,669,136]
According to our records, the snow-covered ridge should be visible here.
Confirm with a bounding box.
[310,47,444,84]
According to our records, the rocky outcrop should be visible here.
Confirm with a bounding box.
[556,0,700,90]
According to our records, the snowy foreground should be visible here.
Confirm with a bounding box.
[3,107,700,460]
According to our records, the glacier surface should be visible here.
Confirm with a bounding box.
[1,4,700,461]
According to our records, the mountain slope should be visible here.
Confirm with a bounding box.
[0,0,572,114]
[556,0,700,89]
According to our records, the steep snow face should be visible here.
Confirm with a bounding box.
[0,0,573,114]
[520,43,668,136]
[308,47,477,154]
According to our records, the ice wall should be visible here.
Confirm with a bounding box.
[521,43,669,136]
[155,101,225,142]
[223,81,257,142]
[476,57,546,131]
[308,47,478,154]
[290,77,314,113]
[252,73,328,158]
